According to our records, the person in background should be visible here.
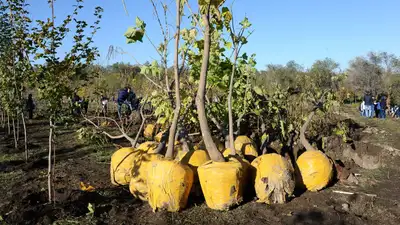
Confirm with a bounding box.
[127,88,137,110]
[101,95,109,116]
[395,105,400,118]
[376,100,382,118]
[363,91,373,118]
[360,100,365,117]
[26,94,35,119]
[71,92,82,115]
[81,97,89,115]
[117,87,132,118]
[379,96,387,119]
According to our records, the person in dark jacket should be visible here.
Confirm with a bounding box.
[127,90,137,110]
[71,92,82,115]
[379,96,387,119]
[26,94,35,119]
[363,91,374,118]
[117,87,133,118]
[81,98,89,115]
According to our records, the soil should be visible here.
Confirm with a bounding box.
[1,106,400,225]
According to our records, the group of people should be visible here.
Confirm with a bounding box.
[23,86,140,120]
[360,91,399,119]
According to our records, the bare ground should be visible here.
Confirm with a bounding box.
[0,106,400,225]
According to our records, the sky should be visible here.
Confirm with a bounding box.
[28,0,400,70]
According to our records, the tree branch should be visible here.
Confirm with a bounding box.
[121,0,129,16]
[149,0,166,38]
[185,0,204,34]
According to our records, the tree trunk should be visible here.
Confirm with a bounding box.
[1,110,4,128]
[16,118,20,141]
[227,47,238,155]
[7,114,10,135]
[21,113,28,162]
[196,12,225,162]
[165,0,182,159]
[48,119,53,203]
[12,118,17,149]
[300,111,316,151]
[52,132,55,203]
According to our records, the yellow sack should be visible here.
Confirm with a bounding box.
[221,151,250,177]
[222,148,242,157]
[147,159,194,212]
[144,124,155,139]
[179,149,210,180]
[110,147,139,185]
[174,147,187,161]
[198,157,244,210]
[234,136,258,162]
[296,150,333,192]
[251,153,295,204]
[129,153,163,201]
[137,141,158,153]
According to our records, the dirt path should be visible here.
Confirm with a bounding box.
[1,108,400,225]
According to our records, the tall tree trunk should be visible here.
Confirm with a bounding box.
[52,132,55,203]
[1,110,4,128]
[21,113,28,162]
[196,10,225,162]
[12,118,17,149]
[227,47,238,155]
[48,119,53,203]
[7,114,10,135]
[165,0,182,159]
[16,118,20,141]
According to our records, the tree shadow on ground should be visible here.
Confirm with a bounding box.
[290,210,345,225]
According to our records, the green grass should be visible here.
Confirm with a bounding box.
[90,146,113,163]
[341,105,400,133]
[0,153,22,163]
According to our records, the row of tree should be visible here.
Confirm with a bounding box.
[84,51,400,108]
[0,0,103,202]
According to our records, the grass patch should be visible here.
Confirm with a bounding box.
[91,146,113,163]
[0,170,24,194]
[53,218,97,225]
[0,153,22,163]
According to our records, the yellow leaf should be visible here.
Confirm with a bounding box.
[80,181,95,192]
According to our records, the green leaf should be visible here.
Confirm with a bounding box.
[135,17,146,29]
[221,7,232,24]
[253,86,263,95]
[224,41,232,50]
[189,29,197,39]
[239,17,251,28]
[261,133,269,143]
[124,27,145,44]
[157,117,167,125]
[87,203,94,215]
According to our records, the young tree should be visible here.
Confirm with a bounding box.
[0,0,33,161]
[30,0,103,202]
[195,0,225,162]
[165,0,183,159]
